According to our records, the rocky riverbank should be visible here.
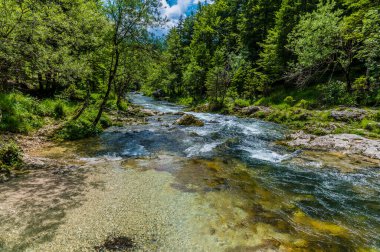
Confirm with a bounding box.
[286,131,380,160]
[194,102,380,162]
[0,104,157,182]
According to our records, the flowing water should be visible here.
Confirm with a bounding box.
[0,93,379,251]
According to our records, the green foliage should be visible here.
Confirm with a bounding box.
[361,119,380,134]
[375,111,380,122]
[0,141,23,179]
[234,98,250,108]
[56,109,103,140]
[283,96,296,106]
[296,99,311,109]
[0,93,42,133]
[287,1,342,86]
[0,141,22,167]
[319,81,356,105]
[178,97,194,106]
[54,102,66,119]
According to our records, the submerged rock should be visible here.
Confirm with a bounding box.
[175,114,205,127]
[94,236,135,251]
[152,89,165,99]
[287,131,380,160]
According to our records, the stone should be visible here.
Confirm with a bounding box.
[330,108,368,122]
[175,114,204,127]
[287,131,380,160]
[152,89,165,99]
[239,106,272,116]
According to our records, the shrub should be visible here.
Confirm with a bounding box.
[37,99,54,117]
[54,102,66,119]
[254,111,267,119]
[296,99,310,109]
[100,114,112,128]
[178,97,193,106]
[319,81,356,106]
[283,96,296,106]
[0,93,42,133]
[0,142,22,167]
[234,98,250,108]
[57,118,102,140]
[375,111,380,122]
[0,141,23,179]
[56,108,105,140]
[254,97,269,106]
[63,84,86,101]
[361,119,380,133]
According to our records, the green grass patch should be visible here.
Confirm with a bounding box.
[0,141,23,181]
[55,107,110,140]
[0,92,42,133]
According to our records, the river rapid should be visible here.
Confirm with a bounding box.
[0,93,379,251]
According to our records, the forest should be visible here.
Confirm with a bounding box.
[1,0,380,138]
[146,0,380,107]
[1,1,380,250]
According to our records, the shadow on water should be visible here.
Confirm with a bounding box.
[0,165,96,251]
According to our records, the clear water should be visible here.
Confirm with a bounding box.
[1,93,379,251]
[117,93,379,250]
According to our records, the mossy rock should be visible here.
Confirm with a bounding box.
[175,114,205,127]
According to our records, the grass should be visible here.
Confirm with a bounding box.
[55,106,112,141]
[0,92,116,140]
[0,141,23,181]
[0,92,43,133]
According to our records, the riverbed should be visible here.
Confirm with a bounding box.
[0,93,379,251]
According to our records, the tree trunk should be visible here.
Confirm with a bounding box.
[345,69,352,93]
[365,67,371,91]
[93,47,120,127]
[116,83,127,110]
[72,81,91,121]
[45,72,52,92]
[52,73,58,94]
[38,73,44,91]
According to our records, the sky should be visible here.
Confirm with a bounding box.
[156,0,213,35]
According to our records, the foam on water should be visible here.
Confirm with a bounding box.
[185,141,223,157]
[239,147,290,163]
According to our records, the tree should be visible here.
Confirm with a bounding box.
[257,0,318,86]
[237,0,282,61]
[206,48,242,108]
[93,0,165,126]
[287,0,342,86]
[358,9,380,88]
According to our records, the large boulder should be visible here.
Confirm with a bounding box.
[175,114,204,127]
[239,106,272,116]
[287,131,380,160]
[330,108,368,122]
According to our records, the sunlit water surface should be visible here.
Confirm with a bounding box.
[0,93,379,251]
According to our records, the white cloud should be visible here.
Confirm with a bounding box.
[154,0,214,36]
[160,0,191,24]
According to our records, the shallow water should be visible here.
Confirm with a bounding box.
[0,93,379,251]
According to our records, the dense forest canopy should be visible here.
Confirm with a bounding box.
[143,0,380,109]
[0,0,379,137]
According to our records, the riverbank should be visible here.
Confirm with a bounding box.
[187,101,380,163]
[192,103,380,138]
[0,101,154,182]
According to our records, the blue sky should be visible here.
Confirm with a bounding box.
[159,0,213,31]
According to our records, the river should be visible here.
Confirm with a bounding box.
[0,93,379,251]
